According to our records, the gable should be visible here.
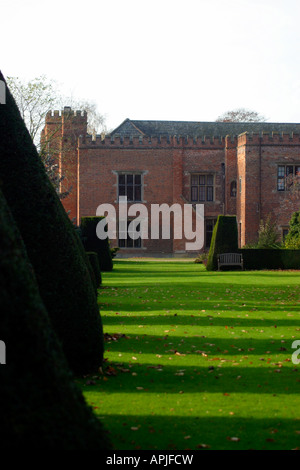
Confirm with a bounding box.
[110,119,145,137]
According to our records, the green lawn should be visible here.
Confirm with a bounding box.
[79,259,300,450]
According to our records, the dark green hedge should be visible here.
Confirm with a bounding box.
[239,249,300,270]
[206,215,238,271]
[0,188,111,449]
[86,251,102,288]
[81,217,113,272]
[0,72,104,374]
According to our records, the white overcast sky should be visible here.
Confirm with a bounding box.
[2,0,300,130]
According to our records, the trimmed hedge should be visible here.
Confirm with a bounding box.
[86,251,102,288]
[0,72,104,374]
[239,249,300,270]
[0,188,111,449]
[206,215,238,271]
[81,217,113,272]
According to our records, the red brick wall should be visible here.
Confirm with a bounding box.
[237,133,300,246]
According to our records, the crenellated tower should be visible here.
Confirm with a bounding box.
[41,107,87,223]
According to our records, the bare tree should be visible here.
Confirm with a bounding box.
[216,108,267,122]
[7,76,106,199]
[7,76,58,146]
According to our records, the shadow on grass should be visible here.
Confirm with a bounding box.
[88,359,300,395]
[102,314,300,328]
[97,414,300,450]
[102,334,298,357]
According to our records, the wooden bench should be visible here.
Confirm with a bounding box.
[218,253,243,271]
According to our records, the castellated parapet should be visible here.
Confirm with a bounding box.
[237,131,300,146]
[45,108,87,123]
[78,134,226,149]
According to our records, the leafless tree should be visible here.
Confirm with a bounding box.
[216,108,267,122]
[7,76,106,199]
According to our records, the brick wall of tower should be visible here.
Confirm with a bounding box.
[225,136,237,215]
[237,133,261,245]
[239,133,300,244]
[42,109,87,224]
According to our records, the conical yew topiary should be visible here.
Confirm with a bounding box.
[0,188,111,449]
[0,72,103,374]
[206,215,238,271]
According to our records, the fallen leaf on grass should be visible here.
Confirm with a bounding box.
[106,366,117,376]
[86,380,96,385]
[227,437,240,442]
[197,444,210,449]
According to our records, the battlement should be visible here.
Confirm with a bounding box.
[46,108,87,122]
[237,131,300,146]
[78,134,226,149]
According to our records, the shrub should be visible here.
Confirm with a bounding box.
[285,211,300,249]
[194,252,208,264]
[86,251,102,288]
[0,188,111,449]
[0,73,104,374]
[80,216,113,272]
[206,215,238,271]
[244,215,282,249]
[111,246,120,259]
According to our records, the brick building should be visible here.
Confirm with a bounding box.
[41,109,300,255]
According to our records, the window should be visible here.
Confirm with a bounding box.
[118,220,142,248]
[205,218,217,248]
[239,177,242,194]
[191,174,214,202]
[230,181,237,197]
[282,227,289,241]
[277,165,300,191]
[118,173,142,201]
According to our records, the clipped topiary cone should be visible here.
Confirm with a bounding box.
[0,71,104,374]
[0,188,111,449]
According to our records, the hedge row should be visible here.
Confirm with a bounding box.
[81,217,113,272]
[0,188,110,449]
[239,249,300,270]
[0,73,104,375]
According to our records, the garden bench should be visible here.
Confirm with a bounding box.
[218,253,243,271]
